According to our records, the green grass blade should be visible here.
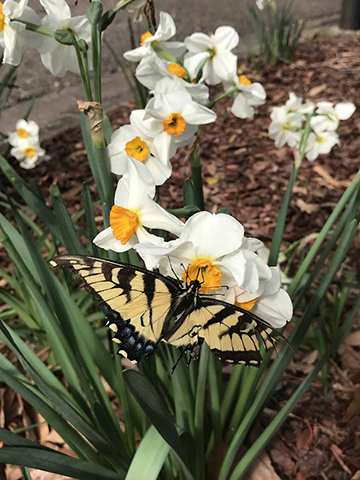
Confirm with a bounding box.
[125,426,170,480]
[82,183,101,257]
[0,447,123,480]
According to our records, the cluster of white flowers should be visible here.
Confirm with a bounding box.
[0,0,91,76]
[94,161,292,329]
[268,92,356,161]
[124,12,266,119]
[8,119,46,169]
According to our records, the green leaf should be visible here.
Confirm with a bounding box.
[51,184,88,255]
[82,183,101,257]
[183,178,195,206]
[0,156,63,242]
[123,370,189,470]
[0,447,122,480]
[125,426,170,480]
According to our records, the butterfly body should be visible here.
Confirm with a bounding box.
[50,255,279,366]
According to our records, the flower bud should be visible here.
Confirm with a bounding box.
[87,1,103,26]
[98,10,116,32]
[54,29,75,46]
[78,39,89,53]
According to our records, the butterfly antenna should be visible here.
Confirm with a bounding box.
[167,256,181,283]
[171,350,186,374]
[180,263,190,285]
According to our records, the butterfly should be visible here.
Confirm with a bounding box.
[50,255,279,367]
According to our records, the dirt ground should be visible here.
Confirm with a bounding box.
[1,34,360,480]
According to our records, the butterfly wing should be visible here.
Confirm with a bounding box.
[165,296,278,367]
[50,255,181,363]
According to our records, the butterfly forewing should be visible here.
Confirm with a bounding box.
[50,255,181,362]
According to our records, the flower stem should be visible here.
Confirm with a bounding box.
[114,0,136,13]
[207,86,237,109]
[190,140,205,211]
[13,20,54,37]
[73,41,93,101]
[267,114,312,266]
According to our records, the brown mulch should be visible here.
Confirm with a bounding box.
[1,35,360,480]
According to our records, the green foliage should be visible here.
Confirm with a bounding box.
[248,0,305,71]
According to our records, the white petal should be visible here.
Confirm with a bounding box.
[93,227,137,252]
[252,288,293,328]
[126,158,156,209]
[183,51,209,79]
[335,103,356,120]
[184,33,213,53]
[141,196,184,236]
[181,212,245,258]
[182,101,217,125]
[213,26,239,51]
[231,94,254,119]
[38,0,70,18]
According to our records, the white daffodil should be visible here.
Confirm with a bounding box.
[136,57,210,105]
[136,211,272,296]
[268,106,302,148]
[10,138,46,169]
[231,266,293,328]
[123,11,185,63]
[38,0,91,77]
[8,119,39,146]
[310,101,356,133]
[223,74,266,119]
[283,92,314,115]
[184,26,239,85]
[144,89,216,148]
[0,0,41,66]
[108,110,175,186]
[93,159,184,253]
[257,246,292,289]
[305,131,340,161]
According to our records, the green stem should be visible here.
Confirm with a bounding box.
[114,0,136,13]
[13,20,54,37]
[190,141,205,211]
[268,115,312,266]
[82,48,93,102]
[73,41,92,101]
[207,87,237,109]
[288,169,360,296]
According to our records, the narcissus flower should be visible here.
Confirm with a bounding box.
[136,211,273,295]
[223,74,266,119]
[8,119,39,145]
[124,11,185,62]
[107,110,175,185]
[305,131,340,161]
[136,57,209,104]
[268,107,302,148]
[38,0,91,76]
[184,26,239,85]
[0,0,41,65]
[10,139,46,169]
[93,160,184,253]
[310,101,356,133]
[144,89,216,148]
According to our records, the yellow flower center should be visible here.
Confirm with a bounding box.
[24,147,36,158]
[0,3,5,33]
[282,121,292,131]
[163,113,186,137]
[17,128,29,139]
[315,135,325,145]
[141,31,153,46]
[167,63,187,79]
[205,47,217,59]
[110,205,139,245]
[235,297,258,311]
[182,258,222,294]
[124,137,150,162]
[238,75,252,86]
[61,26,78,36]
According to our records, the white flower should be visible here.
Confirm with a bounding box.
[144,89,216,148]
[305,131,340,161]
[0,0,41,66]
[123,11,185,62]
[136,57,210,105]
[136,211,273,295]
[268,106,302,148]
[283,92,314,115]
[257,246,292,289]
[108,110,175,186]
[255,0,265,10]
[223,74,266,119]
[232,266,293,328]
[8,119,39,146]
[184,26,239,85]
[310,101,356,133]
[10,138,46,169]
[38,0,91,77]
[93,159,184,253]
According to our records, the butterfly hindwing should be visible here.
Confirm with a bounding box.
[166,297,278,367]
[50,255,181,363]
